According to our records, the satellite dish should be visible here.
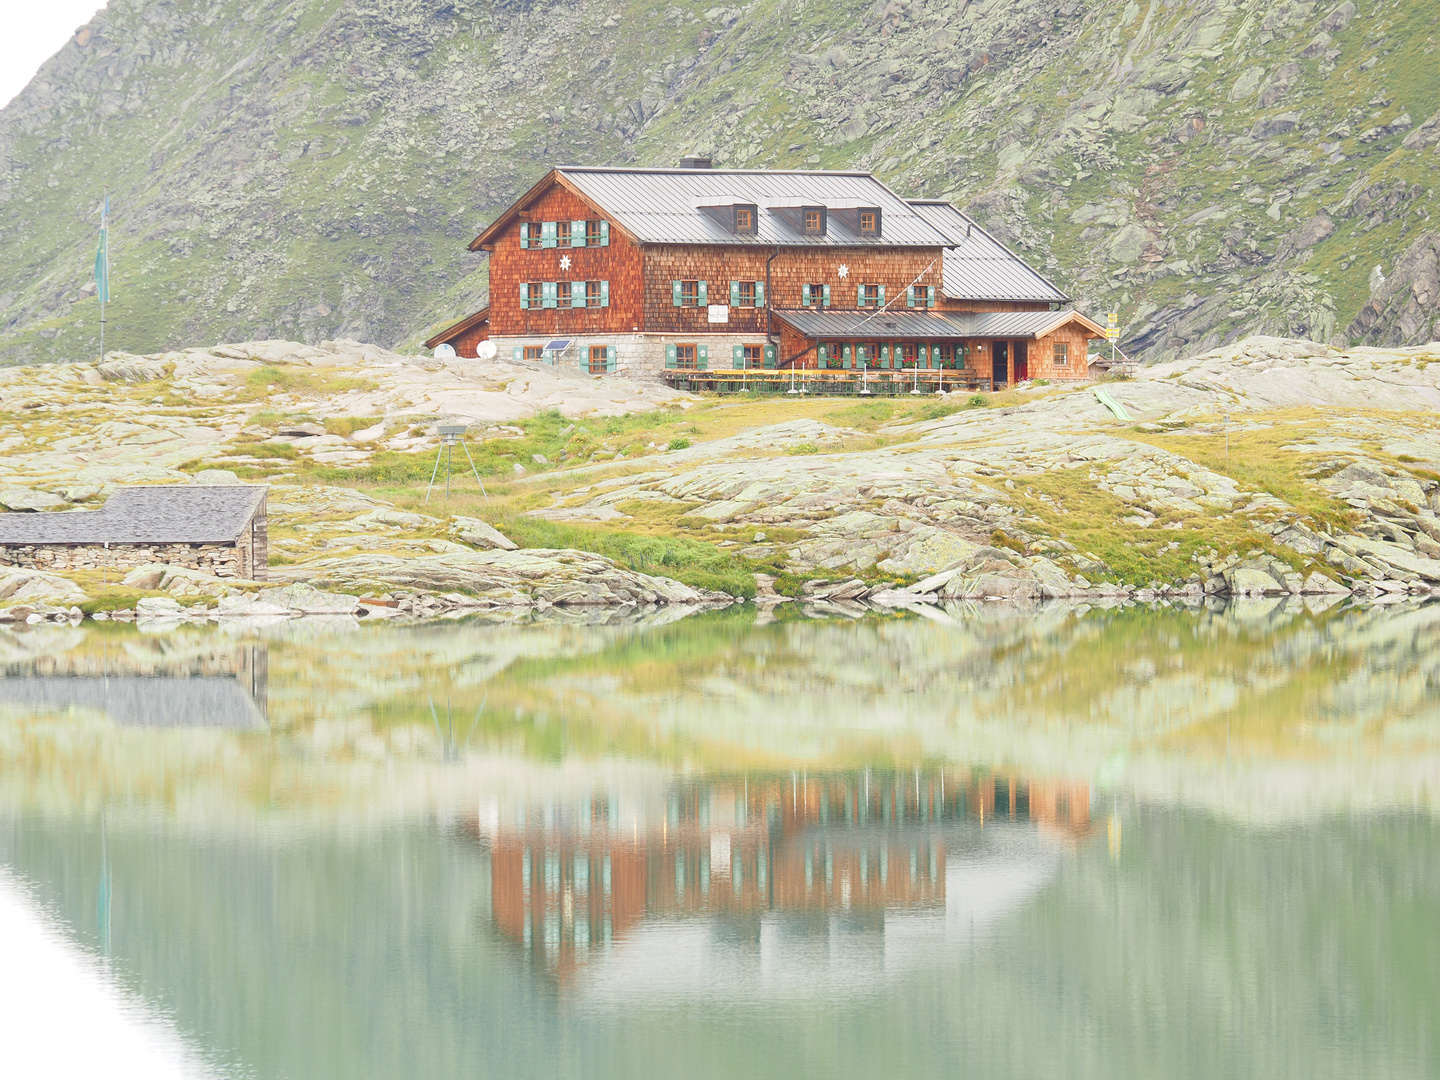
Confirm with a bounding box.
[434,343,457,359]
[476,340,498,360]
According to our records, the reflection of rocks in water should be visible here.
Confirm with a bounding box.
[0,643,268,727]
[471,769,1090,992]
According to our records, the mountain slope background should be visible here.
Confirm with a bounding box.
[1,0,1437,365]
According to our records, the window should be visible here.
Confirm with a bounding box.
[734,207,754,232]
[743,344,764,369]
[859,209,878,234]
[675,344,697,370]
[524,281,543,309]
[589,345,609,375]
[737,281,756,307]
[1053,341,1069,366]
[900,342,918,368]
[523,345,544,361]
[556,220,572,247]
[557,281,572,307]
[860,283,881,308]
[679,280,700,307]
[802,207,824,234]
[520,222,539,249]
[803,283,827,308]
[586,220,606,246]
[585,280,603,308]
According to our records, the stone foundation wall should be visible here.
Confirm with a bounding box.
[0,542,247,577]
[491,333,764,379]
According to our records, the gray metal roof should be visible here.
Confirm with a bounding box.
[774,308,1097,340]
[0,485,265,545]
[907,201,1070,303]
[0,676,266,727]
[556,167,949,247]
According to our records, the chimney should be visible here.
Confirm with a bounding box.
[678,155,713,169]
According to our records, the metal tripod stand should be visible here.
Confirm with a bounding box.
[425,423,489,504]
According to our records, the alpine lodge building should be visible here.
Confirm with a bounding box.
[427,160,1105,390]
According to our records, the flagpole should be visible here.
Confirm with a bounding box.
[97,192,109,361]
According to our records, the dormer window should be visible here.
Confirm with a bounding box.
[734,205,756,233]
[858,207,880,235]
[802,206,826,235]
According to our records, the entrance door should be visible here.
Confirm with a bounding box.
[1014,341,1029,382]
[992,341,1008,387]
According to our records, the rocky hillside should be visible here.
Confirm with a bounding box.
[1,0,1438,364]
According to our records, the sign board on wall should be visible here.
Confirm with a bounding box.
[708,304,730,324]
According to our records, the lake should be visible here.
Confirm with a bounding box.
[1,600,1437,1079]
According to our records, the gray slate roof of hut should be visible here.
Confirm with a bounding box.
[0,485,265,546]
[906,200,1070,303]
[775,308,1095,340]
[553,166,948,247]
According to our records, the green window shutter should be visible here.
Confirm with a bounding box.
[733,344,744,366]
[754,281,764,306]
[542,281,558,308]
[698,280,708,305]
[513,346,522,360]
[877,285,886,305]
[519,282,529,309]
[857,285,865,306]
[730,281,740,306]
[600,280,610,307]
[697,344,708,370]
[918,344,929,368]
[572,285,586,309]
[572,220,587,247]
[763,344,777,369]
[519,224,530,250]
[927,285,936,308]
[842,344,853,366]
[666,344,678,369]
[822,284,831,307]
[541,221,557,248]
[606,345,617,374]
[802,284,812,306]
[906,286,916,308]
[672,280,682,307]
[817,344,828,369]
[880,343,891,367]
[599,220,610,246]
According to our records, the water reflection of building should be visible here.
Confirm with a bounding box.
[0,645,269,727]
[474,770,1090,984]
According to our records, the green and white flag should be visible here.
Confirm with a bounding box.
[94,195,110,304]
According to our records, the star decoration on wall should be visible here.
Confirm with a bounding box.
[837,263,850,279]
[559,254,572,271]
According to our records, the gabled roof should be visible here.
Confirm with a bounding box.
[0,485,266,546]
[425,305,489,349]
[907,200,1070,303]
[773,308,1106,341]
[471,167,952,249]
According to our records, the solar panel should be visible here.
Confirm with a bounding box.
[543,339,571,352]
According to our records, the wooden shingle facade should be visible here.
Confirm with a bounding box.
[427,163,1104,386]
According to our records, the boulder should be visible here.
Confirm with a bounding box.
[0,569,87,604]
[290,549,713,606]
[135,596,184,617]
[450,516,519,551]
[0,486,66,511]
[256,582,361,614]
[190,470,243,485]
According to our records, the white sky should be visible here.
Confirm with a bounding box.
[0,3,109,110]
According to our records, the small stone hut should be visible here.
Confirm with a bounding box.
[0,484,268,580]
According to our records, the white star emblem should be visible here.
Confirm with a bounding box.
[837,263,849,279]
[559,254,572,271]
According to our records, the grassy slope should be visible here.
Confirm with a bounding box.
[1,0,1438,365]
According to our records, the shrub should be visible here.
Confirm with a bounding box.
[785,442,819,455]
[668,437,692,451]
